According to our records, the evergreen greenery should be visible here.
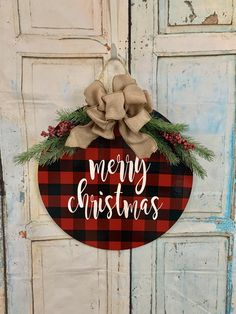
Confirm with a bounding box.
[147,115,189,133]
[14,107,214,178]
[141,128,180,165]
[14,136,76,166]
[56,107,91,124]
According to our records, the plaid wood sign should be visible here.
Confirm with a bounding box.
[38,121,193,250]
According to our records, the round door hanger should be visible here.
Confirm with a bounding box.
[38,113,193,250]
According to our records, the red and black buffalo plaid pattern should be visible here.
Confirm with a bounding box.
[38,112,193,250]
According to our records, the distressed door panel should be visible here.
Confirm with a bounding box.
[131,236,228,314]
[17,0,105,36]
[106,251,130,313]
[22,56,103,231]
[22,57,103,145]
[159,0,236,33]
[157,55,235,217]
[0,1,129,313]
[130,242,157,314]
[156,236,228,314]
[168,0,233,26]
[32,240,108,314]
[131,1,235,313]
[33,240,130,314]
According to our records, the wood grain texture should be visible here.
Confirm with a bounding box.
[157,55,235,217]
[0,157,6,314]
[0,0,235,313]
[0,1,129,313]
[17,0,105,37]
[32,240,108,314]
[131,1,235,313]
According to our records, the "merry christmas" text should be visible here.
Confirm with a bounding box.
[67,154,163,220]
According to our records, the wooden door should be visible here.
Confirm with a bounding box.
[0,1,130,313]
[131,1,235,313]
[1,1,236,313]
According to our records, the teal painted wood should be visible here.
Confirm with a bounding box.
[131,1,236,313]
[0,156,6,314]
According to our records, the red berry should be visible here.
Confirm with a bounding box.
[41,131,49,137]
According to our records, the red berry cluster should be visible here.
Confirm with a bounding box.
[41,121,74,138]
[162,132,195,151]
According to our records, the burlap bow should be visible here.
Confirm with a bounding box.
[65,74,157,158]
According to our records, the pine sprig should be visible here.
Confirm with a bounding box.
[14,108,89,166]
[142,127,180,165]
[56,107,91,125]
[184,136,215,161]
[37,136,76,166]
[14,136,77,166]
[142,118,214,178]
[174,145,207,179]
[14,138,54,164]
[146,117,189,133]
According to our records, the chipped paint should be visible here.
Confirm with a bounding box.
[104,43,111,51]
[176,216,235,314]
[226,236,234,314]
[132,1,236,305]
[230,237,236,314]
[19,191,24,203]
[10,79,17,91]
[167,0,232,30]
[19,231,27,239]
[227,260,233,314]
[184,0,197,23]
[202,217,235,233]
[225,128,235,219]
[202,12,219,25]
[0,154,6,313]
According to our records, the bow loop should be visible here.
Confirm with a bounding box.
[124,109,151,133]
[84,80,106,111]
[103,91,126,120]
[86,107,109,130]
[112,74,136,92]
[123,84,147,116]
[66,74,157,158]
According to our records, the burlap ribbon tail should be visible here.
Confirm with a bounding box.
[65,74,157,158]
